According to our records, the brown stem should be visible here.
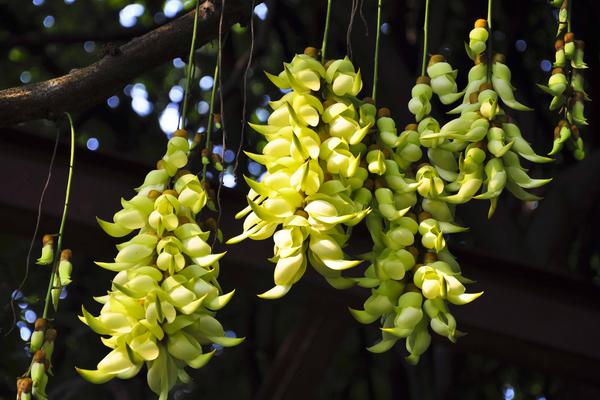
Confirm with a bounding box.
[0,0,251,127]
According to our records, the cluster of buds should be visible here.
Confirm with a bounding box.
[407,55,463,123]
[538,0,589,159]
[349,16,554,361]
[353,202,479,363]
[351,95,480,362]
[16,377,33,400]
[36,233,74,310]
[51,249,73,310]
[426,55,463,105]
[36,235,54,266]
[200,136,225,173]
[466,19,489,60]
[419,26,552,216]
[17,318,57,400]
[407,76,432,122]
[228,48,373,298]
[77,132,242,399]
[228,17,552,365]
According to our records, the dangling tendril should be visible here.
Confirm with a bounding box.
[359,0,369,36]
[214,0,227,247]
[321,0,333,63]
[42,113,75,319]
[420,0,430,76]
[180,0,202,129]
[202,62,219,182]
[487,0,493,82]
[372,0,382,101]
[232,0,256,180]
[5,128,60,336]
[346,0,359,59]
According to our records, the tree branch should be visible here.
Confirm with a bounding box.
[3,26,157,48]
[2,21,170,48]
[0,0,251,126]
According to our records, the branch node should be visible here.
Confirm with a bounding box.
[101,42,121,58]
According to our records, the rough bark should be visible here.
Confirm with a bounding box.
[0,0,250,126]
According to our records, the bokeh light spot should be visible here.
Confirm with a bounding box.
[254,3,268,20]
[197,101,209,114]
[223,173,236,188]
[159,103,180,135]
[172,58,185,69]
[515,39,527,52]
[20,326,32,342]
[107,96,120,108]
[43,15,55,28]
[540,59,552,72]
[86,137,100,151]
[24,309,37,324]
[199,75,214,90]
[84,41,96,53]
[20,71,32,84]
[164,0,183,18]
[169,85,184,103]
[119,4,144,28]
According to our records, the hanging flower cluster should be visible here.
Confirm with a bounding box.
[36,234,75,311]
[77,131,242,400]
[228,46,491,363]
[349,55,481,363]
[228,49,373,298]
[16,318,58,400]
[423,32,552,217]
[17,232,74,400]
[538,0,588,159]
[351,16,552,362]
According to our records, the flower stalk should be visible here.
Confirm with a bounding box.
[180,0,202,129]
[372,0,383,100]
[17,113,76,400]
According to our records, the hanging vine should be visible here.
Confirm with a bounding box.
[75,2,242,399]
[537,0,588,159]
[8,0,594,397]
[16,113,76,400]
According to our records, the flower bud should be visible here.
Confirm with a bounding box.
[36,234,54,266]
[17,377,33,400]
[31,350,46,381]
[172,129,189,139]
[42,328,57,362]
[30,330,45,353]
[303,46,319,59]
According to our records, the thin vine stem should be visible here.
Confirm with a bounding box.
[232,0,256,178]
[563,0,572,121]
[214,0,227,247]
[346,0,359,59]
[6,129,60,336]
[567,0,572,32]
[180,0,202,129]
[42,113,75,319]
[321,0,333,63]
[372,0,382,101]
[486,0,493,82]
[202,61,220,182]
[420,0,430,76]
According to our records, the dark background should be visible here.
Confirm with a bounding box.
[1,0,600,399]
